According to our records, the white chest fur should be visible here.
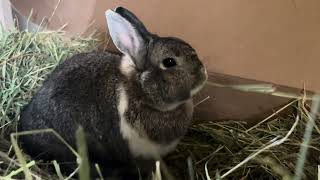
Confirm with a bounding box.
[117,84,179,159]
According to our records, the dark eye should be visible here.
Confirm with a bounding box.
[162,58,177,68]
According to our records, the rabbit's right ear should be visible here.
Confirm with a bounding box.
[105,9,147,69]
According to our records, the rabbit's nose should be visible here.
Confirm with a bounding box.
[198,62,206,74]
[200,66,208,80]
[200,66,206,73]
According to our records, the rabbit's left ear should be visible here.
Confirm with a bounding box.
[114,7,152,42]
[105,9,147,69]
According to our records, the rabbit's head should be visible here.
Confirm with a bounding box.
[106,7,207,111]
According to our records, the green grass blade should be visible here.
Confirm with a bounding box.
[76,126,91,180]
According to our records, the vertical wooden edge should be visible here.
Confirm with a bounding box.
[0,0,14,31]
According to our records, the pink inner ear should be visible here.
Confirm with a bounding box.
[119,33,133,51]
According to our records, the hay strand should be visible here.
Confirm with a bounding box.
[294,95,320,180]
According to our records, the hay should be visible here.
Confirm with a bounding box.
[166,98,320,179]
[0,28,98,179]
[1,28,320,180]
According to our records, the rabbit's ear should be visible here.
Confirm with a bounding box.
[114,7,152,41]
[105,9,147,68]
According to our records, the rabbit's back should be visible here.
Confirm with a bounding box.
[18,51,133,167]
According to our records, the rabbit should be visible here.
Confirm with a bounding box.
[18,6,207,180]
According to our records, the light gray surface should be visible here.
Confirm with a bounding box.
[0,0,14,30]
[0,0,43,32]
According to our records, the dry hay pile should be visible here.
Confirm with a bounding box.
[0,29,319,180]
[167,99,320,180]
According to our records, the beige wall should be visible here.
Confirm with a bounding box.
[11,0,320,121]
[11,0,320,92]
[99,0,320,92]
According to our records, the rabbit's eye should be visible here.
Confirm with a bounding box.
[162,58,177,68]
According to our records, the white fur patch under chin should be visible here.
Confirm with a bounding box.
[120,55,136,77]
[117,84,179,158]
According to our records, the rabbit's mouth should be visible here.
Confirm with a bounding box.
[190,81,205,97]
[190,68,208,97]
